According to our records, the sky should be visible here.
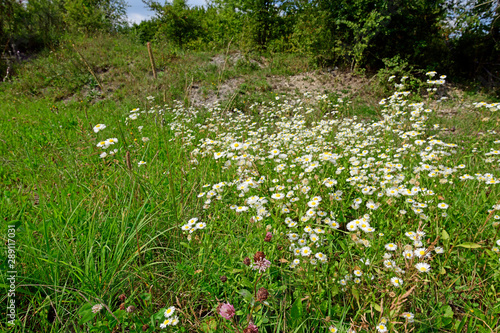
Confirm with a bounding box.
[126,0,207,24]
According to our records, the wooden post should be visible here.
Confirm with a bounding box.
[147,42,157,79]
[126,151,132,171]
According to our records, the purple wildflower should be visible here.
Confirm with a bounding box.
[252,258,271,273]
[217,303,235,320]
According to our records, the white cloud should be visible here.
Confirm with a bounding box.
[126,0,206,24]
[127,12,152,24]
[189,0,206,6]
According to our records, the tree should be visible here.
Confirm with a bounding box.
[209,0,284,49]
[246,0,280,48]
[1,0,66,52]
[64,0,127,33]
[447,0,500,87]
[286,0,449,69]
[143,0,203,47]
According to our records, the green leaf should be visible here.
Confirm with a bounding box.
[352,287,360,305]
[113,309,126,319]
[485,249,497,257]
[79,303,93,315]
[79,310,96,324]
[456,318,466,332]
[441,229,449,240]
[153,308,165,320]
[442,305,454,318]
[456,243,481,249]
[200,318,217,333]
[321,300,328,313]
[240,277,253,289]
[238,289,253,302]
[372,302,381,312]
[290,295,303,321]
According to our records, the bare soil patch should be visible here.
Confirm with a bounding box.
[188,77,245,108]
[188,70,373,107]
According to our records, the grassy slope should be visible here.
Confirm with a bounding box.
[1,33,499,332]
[0,33,314,332]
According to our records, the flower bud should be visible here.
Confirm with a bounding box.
[264,232,272,242]
[126,306,136,313]
[220,275,227,282]
[244,322,259,333]
[256,287,269,302]
[254,251,265,263]
[243,257,251,266]
[118,294,127,302]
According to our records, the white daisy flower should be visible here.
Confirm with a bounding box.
[93,124,106,133]
[390,277,403,287]
[415,262,431,273]
[164,306,175,317]
[437,202,449,209]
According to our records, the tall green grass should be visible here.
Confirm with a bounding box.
[1,35,499,333]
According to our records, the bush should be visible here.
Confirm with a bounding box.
[63,0,127,33]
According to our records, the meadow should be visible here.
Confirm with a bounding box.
[1,35,500,333]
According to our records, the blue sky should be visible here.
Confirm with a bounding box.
[126,0,207,24]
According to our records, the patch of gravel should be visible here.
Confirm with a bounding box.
[268,71,370,96]
[187,70,373,108]
[188,77,244,108]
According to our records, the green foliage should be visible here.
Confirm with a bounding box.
[367,0,448,69]
[204,0,291,51]
[243,0,282,49]
[0,0,65,52]
[63,0,127,33]
[375,56,425,95]
[447,1,500,94]
[131,18,161,44]
[286,0,449,70]
[144,0,203,48]
[1,0,66,79]
[0,0,128,79]
[1,35,500,331]
[2,0,499,89]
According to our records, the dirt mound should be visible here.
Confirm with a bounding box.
[188,78,244,108]
[269,71,370,96]
[188,70,372,107]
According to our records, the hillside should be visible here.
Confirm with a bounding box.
[1,34,500,333]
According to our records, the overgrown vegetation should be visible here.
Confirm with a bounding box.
[1,0,499,91]
[1,1,500,332]
[1,31,500,331]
